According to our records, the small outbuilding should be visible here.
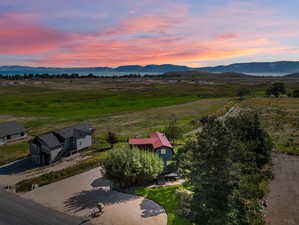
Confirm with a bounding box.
[128,132,173,162]
[0,121,27,145]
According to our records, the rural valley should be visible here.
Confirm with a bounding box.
[1,71,299,225]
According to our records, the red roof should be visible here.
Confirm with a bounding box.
[129,132,172,149]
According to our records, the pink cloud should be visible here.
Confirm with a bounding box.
[0,13,73,54]
[2,0,299,67]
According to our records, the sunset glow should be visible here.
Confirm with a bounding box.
[0,0,299,67]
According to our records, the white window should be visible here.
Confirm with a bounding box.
[161,149,166,155]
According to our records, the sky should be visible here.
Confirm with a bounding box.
[0,0,299,67]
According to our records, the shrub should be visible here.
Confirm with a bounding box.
[293,89,299,98]
[105,131,118,148]
[266,82,286,97]
[101,146,164,188]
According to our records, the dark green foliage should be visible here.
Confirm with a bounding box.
[225,112,273,168]
[178,112,273,225]
[101,146,164,188]
[163,116,183,144]
[236,88,251,100]
[266,82,286,97]
[106,132,118,148]
[293,89,299,98]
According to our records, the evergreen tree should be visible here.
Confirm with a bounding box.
[106,131,118,148]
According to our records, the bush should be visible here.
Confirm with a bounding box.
[101,146,164,188]
[293,89,299,98]
[266,82,286,97]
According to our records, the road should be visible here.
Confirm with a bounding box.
[266,153,299,225]
[0,189,91,225]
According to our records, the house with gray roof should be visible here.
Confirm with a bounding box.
[0,121,27,145]
[29,124,95,166]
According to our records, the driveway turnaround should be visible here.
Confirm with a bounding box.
[23,167,167,225]
[0,189,92,225]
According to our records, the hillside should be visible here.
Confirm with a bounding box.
[284,73,299,78]
[163,70,256,79]
[198,61,299,74]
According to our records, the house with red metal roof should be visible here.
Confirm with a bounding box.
[128,132,174,162]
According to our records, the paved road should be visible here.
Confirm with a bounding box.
[0,189,91,225]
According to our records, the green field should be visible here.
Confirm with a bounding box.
[0,142,29,166]
[0,88,198,122]
[135,185,192,225]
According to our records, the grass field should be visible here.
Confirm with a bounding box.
[135,185,192,225]
[240,97,299,155]
[0,82,232,166]
[0,142,29,166]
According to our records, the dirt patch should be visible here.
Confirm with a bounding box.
[266,153,299,225]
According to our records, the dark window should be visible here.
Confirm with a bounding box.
[7,135,11,140]
[21,132,25,136]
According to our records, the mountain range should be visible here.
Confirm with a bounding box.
[1,61,299,75]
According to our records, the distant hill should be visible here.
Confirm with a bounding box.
[1,61,299,75]
[163,70,255,79]
[284,73,299,78]
[115,64,190,72]
[0,64,191,74]
[198,61,299,74]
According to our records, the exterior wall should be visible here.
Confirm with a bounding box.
[76,135,92,151]
[0,137,5,145]
[155,146,173,162]
[63,138,75,151]
[30,141,62,166]
[29,142,41,165]
[50,147,63,163]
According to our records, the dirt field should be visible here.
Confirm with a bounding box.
[266,153,299,225]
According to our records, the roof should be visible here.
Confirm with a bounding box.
[129,132,172,149]
[37,133,62,150]
[33,123,94,150]
[0,121,26,138]
[54,124,93,139]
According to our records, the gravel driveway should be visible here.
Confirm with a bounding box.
[22,167,167,225]
[266,153,299,225]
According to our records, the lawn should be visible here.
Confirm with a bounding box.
[0,142,29,166]
[135,185,192,225]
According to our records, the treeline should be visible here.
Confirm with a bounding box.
[0,73,158,80]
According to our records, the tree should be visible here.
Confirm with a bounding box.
[266,82,286,97]
[225,112,273,168]
[163,116,183,144]
[101,146,164,188]
[106,132,118,148]
[293,89,299,98]
[178,113,273,225]
[187,117,242,225]
[236,88,251,100]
